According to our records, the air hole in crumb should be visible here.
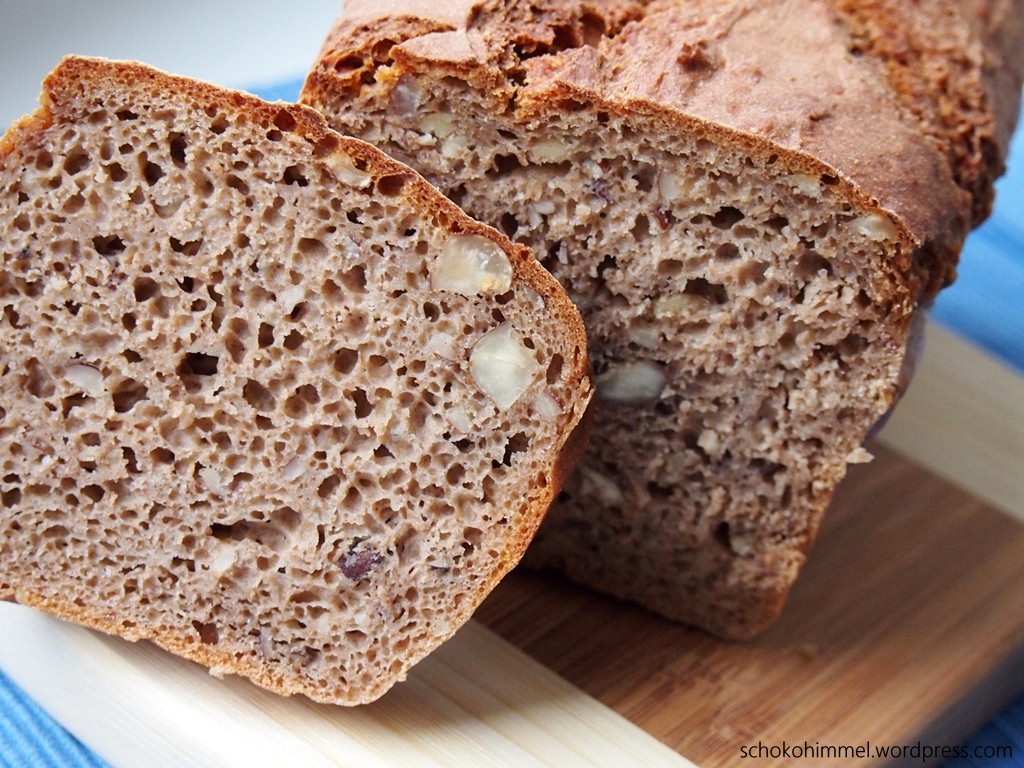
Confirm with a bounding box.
[715,243,740,261]
[177,353,219,393]
[500,212,520,237]
[283,330,305,350]
[211,329,237,371]
[284,384,320,418]
[283,165,308,186]
[710,207,745,230]
[225,174,248,194]
[258,323,274,348]
[333,54,364,72]
[111,378,148,413]
[684,277,728,304]
[322,278,342,302]
[318,474,341,499]
[657,259,684,277]
[376,174,408,197]
[446,464,466,485]
[169,237,203,256]
[151,447,175,464]
[243,380,275,412]
[271,505,301,531]
[333,348,358,374]
[340,265,367,294]
[738,260,768,284]
[647,481,673,500]
[795,250,833,280]
[351,388,373,418]
[143,160,164,186]
[501,432,530,467]
[169,132,187,165]
[133,277,160,302]
[61,393,88,418]
[82,484,105,503]
[272,108,298,133]
[93,235,125,257]
[192,621,219,644]
[122,447,142,474]
[713,521,732,550]
[116,109,139,121]
[63,150,91,176]
[837,333,868,357]
[489,154,523,177]
[546,354,564,385]
[297,237,327,258]
[634,165,657,193]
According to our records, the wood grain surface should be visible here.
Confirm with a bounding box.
[0,604,690,768]
[878,325,1024,522]
[476,444,1024,767]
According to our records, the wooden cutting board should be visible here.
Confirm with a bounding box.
[479,443,1024,766]
[2,325,1023,767]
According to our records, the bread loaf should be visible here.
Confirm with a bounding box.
[302,0,1024,637]
[0,56,592,704]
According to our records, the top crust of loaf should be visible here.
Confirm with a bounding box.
[0,56,592,704]
[304,0,1024,303]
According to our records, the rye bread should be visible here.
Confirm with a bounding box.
[0,56,591,704]
[302,0,1024,637]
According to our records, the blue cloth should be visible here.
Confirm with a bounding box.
[0,670,108,768]
[932,117,1024,373]
[1,81,1023,767]
[248,77,305,104]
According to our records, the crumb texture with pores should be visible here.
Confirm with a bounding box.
[0,56,591,704]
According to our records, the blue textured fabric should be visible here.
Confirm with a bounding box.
[944,691,1024,768]
[249,77,304,104]
[932,116,1024,374]
[0,80,1022,768]
[0,670,108,768]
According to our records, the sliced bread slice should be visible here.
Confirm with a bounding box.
[0,56,591,704]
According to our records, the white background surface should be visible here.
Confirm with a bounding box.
[0,1,344,129]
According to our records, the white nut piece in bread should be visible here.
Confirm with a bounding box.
[0,56,592,705]
[469,323,543,410]
[432,233,513,296]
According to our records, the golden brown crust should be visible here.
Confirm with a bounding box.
[826,0,1023,224]
[1,56,592,704]
[304,0,1023,303]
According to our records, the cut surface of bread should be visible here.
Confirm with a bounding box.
[302,0,1024,637]
[0,56,591,704]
